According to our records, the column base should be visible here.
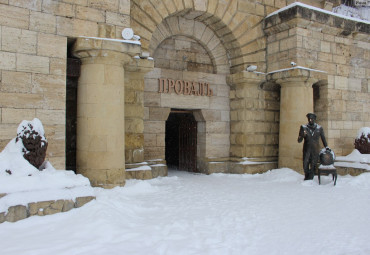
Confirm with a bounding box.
[77,168,125,188]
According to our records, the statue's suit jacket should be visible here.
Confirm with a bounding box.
[298,124,327,154]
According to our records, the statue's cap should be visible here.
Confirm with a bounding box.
[306,113,316,119]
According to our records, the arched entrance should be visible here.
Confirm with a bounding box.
[140,3,243,174]
[166,109,197,172]
[142,13,233,174]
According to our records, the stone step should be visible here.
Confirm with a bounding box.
[205,159,278,175]
[207,161,229,174]
[334,165,369,176]
[125,161,168,180]
[230,161,278,174]
[125,161,152,180]
[151,164,168,178]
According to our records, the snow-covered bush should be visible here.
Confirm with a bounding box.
[354,127,370,154]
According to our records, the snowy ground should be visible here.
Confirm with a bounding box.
[1,169,370,255]
[1,120,369,254]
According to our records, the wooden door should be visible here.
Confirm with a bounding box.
[179,114,197,172]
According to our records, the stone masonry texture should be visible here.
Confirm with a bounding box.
[0,0,368,183]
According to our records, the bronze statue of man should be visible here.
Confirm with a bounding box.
[298,113,328,180]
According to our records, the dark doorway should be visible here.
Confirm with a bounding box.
[66,39,80,172]
[165,110,197,172]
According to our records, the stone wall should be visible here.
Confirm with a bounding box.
[153,35,214,74]
[125,58,154,164]
[132,0,272,74]
[0,0,369,181]
[144,67,230,170]
[0,196,94,223]
[264,3,370,159]
[0,0,131,169]
[144,32,230,171]
[228,71,280,161]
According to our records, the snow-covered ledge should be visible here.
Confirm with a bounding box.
[266,2,370,24]
[264,2,370,38]
[335,149,370,175]
[78,36,141,46]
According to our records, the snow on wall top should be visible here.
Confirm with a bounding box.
[333,4,370,22]
[79,36,141,45]
[266,2,370,24]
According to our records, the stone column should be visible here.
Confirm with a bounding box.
[271,69,326,171]
[72,37,140,188]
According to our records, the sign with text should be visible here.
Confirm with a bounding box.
[355,0,370,6]
[158,78,213,96]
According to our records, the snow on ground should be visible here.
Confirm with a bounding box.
[1,169,370,255]
[1,120,370,254]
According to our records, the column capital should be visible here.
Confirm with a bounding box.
[72,37,141,65]
[227,71,265,87]
[125,57,154,73]
[267,68,327,88]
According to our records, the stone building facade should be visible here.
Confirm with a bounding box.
[0,0,368,188]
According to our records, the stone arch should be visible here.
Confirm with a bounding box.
[150,17,229,74]
[131,0,263,74]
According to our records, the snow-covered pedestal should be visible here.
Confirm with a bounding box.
[335,149,370,176]
[0,163,95,223]
[125,159,168,180]
[335,128,370,175]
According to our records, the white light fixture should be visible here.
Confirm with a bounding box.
[132,35,141,41]
[246,65,257,72]
[122,28,134,40]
